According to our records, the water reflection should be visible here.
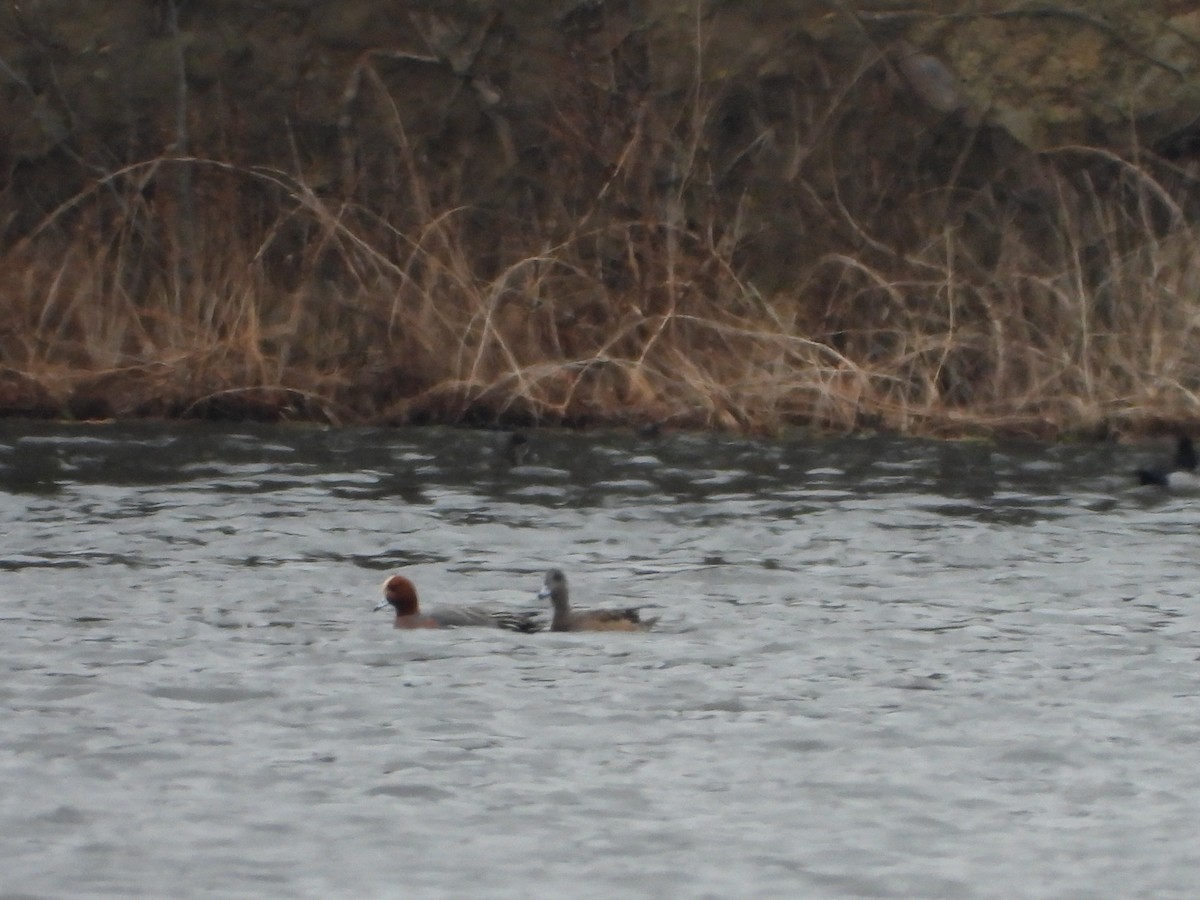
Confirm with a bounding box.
[1,421,1199,897]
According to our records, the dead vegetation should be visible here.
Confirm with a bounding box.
[3,35,1200,438]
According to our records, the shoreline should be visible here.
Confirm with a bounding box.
[0,363,1192,443]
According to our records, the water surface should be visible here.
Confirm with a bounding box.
[2,422,1198,898]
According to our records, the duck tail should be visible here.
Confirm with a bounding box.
[1135,468,1168,487]
[622,608,660,629]
[495,612,543,634]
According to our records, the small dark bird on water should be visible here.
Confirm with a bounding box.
[1134,434,1199,489]
[499,431,530,467]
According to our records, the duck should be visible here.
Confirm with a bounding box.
[375,575,542,632]
[499,431,530,467]
[537,568,658,632]
[1134,435,1200,490]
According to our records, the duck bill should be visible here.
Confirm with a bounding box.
[373,599,389,611]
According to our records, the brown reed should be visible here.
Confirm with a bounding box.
[2,54,1199,438]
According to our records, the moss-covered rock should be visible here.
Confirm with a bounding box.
[2,2,1199,191]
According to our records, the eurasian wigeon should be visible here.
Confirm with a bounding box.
[1134,435,1200,490]
[537,568,659,632]
[375,575,542,632]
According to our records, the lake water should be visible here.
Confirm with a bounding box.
[2,422,1198,898]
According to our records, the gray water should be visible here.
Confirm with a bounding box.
[1,422,1197,899]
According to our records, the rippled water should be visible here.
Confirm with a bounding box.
[2,422,1198,898]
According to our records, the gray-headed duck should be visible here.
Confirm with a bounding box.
[536,568,658,632]
[375,575,542,632]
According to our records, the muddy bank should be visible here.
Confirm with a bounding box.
[3,2,1200,437]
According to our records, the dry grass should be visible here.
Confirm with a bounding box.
[3,53,1200,438]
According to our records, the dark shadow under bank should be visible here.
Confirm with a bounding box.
[1,365,1192,442]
